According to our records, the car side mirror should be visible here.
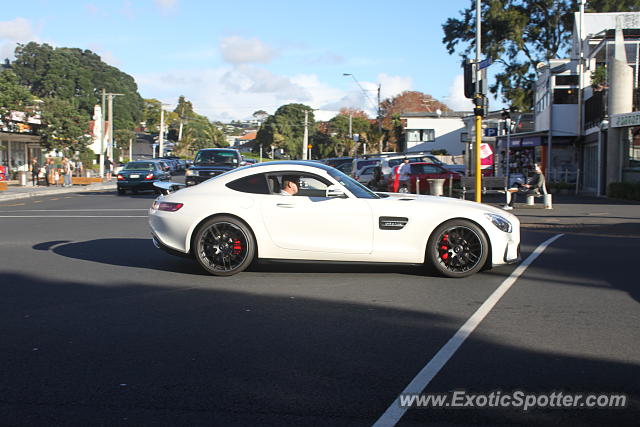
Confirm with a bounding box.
[326,184,346,198]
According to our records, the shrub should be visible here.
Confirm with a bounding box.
[608,182,640,201]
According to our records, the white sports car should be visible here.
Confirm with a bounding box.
[149,161,520,278]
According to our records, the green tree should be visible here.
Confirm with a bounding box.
[114,129,137,161]
[38,97,91,152]
[12,42,144,130]
[327,112,372,156]
[442,0,640,111]
[174,116,226,156]
[0,69,33,119]
[255,104,314,159]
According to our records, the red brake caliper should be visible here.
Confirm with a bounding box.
[232,239,243,255]
[439,234,450,263]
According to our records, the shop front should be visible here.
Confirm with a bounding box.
[497,134,577,184]
[610,111,640,185]
[0,133,45,181]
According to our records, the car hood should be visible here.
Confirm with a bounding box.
[377,192,517,220]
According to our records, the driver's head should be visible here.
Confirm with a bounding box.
[282,175,300,194]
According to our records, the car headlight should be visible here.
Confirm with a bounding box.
[485,213,513,233]
[185,169,198,177]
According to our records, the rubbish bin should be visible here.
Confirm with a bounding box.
[18,170,28,186]
[427,178,445,196]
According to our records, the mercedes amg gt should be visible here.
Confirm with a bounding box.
[148,161,520,277]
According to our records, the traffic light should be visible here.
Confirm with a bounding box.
[463,59,475,99]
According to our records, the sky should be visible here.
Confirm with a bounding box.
[1,0,506,122]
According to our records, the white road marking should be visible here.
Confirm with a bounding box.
[373,234,564,427]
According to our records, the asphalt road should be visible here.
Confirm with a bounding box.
[0,188,637,426]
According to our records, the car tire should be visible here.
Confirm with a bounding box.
[193,216,256,276]
[426,219,489,278]
[117,187,126,195]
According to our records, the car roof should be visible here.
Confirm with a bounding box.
[243,160,335,173]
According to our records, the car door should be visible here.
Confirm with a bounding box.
[260,173,374,254]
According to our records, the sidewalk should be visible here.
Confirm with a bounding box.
[484,193,640,237]
[0,180,117,202]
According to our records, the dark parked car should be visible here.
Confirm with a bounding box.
[116,160,171,195]
[185,148,243,186]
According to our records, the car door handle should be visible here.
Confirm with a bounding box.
[276,203,295,208]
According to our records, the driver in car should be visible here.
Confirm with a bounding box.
[280,175,300,196]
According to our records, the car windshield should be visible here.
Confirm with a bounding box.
[194,150,239,166]
[355,159,379,170]
[326,168,379,199]
[124,162,155,170]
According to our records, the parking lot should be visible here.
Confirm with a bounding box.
[0,191,638,426]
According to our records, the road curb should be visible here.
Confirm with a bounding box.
[0,184,117,202]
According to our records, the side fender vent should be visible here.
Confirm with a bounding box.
[379,216,409,230]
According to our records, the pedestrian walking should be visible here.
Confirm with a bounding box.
[398,158,411,192]
[104,156,113,180]
[62,157,72,187]
[30,158,40,186]
[45,157,56,186]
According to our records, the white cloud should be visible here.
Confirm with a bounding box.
[442,74,473,111]
[0,17,37,41]
[219,36,276,65]
[377,73,413,100]
[135,65,365,122]
[154,0,177,12]
[0,17,39,60]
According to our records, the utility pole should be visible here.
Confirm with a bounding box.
[159,107,165,158]
[473,0,483,203]
[348,113,353,140]
[129,138,133,162]
[99,89,106,178]
[106,92,123,165]
[302,110,309,160]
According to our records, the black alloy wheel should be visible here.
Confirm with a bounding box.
[427,219,488,278]
[194,216,256,276]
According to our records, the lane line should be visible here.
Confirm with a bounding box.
[373,234,564,427]
[0,215,147,218]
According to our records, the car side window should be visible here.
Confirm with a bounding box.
[226,173,270,194]
[423,165,440,174]
[268,172,331,197]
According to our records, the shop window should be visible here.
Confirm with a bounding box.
[407,129,435,142]
[628,128,640,170]
[553,89,578,104]
[555,75,579,86]
[0,141,8,166]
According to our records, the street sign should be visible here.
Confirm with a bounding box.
[478,58,492,70]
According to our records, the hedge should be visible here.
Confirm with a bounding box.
[608,182,640,201]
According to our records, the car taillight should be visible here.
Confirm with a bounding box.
[145,173,154,180]
[117,174,125,180]
[153,201,184,212]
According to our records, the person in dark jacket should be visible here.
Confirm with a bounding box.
[504,163,546,210]
[30,158,40,186]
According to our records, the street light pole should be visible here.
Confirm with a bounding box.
[302,109,308,160]
[473,0,483,203]
[100,89,106,178]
